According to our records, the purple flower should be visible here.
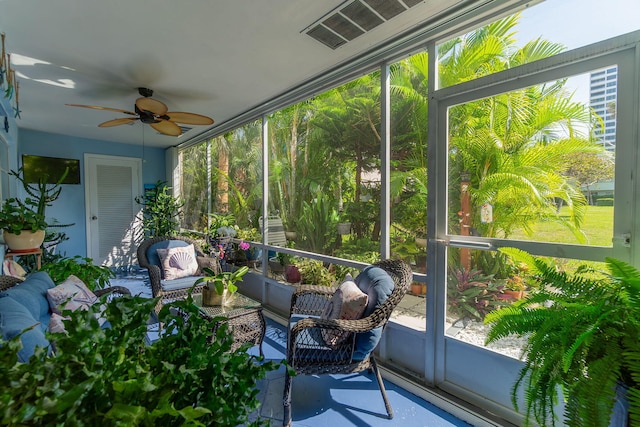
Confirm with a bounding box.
[239,240,250,251]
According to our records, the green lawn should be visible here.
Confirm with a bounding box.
[509,206,613,247]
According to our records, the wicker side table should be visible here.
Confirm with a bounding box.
[192,293,266,356]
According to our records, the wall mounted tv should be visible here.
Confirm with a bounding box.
[21,155,81,184]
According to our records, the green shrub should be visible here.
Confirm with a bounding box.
[595,197,614,206]
[0,295,281,426]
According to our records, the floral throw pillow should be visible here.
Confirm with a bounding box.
[320,274,369,346]
[46,275,98,314]
[156,244,199,280]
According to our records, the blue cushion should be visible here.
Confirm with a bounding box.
[352,265,395,361]
[147,240,192,268]
[0,271,56,320]
[0,295,50,362]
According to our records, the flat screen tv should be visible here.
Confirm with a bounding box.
[21,154,81,184]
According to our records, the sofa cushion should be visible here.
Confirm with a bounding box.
[352,265,395,361]
[146,240,193,278]
[160,275,201,292]
[156,244,199,280]
[0,271,56,320]
[0,295,50,362]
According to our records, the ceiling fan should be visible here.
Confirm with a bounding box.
[66,87,214,136]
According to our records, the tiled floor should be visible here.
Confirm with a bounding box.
[112,276,472,427]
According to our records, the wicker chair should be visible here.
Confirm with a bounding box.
[137,235,221,313]
[282,259,412,427]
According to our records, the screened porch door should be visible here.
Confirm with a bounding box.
[431,39,637,424]
[84,154,142,267]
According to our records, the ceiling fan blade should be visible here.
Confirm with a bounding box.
[165,111,214,125]
[135,97,168,115]
[66,103,137,116]
[150,119,182,136]
[99,117,139,127]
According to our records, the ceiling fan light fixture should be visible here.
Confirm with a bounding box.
[66,87,214,137]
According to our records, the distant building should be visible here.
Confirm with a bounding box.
[590,66,618,151]
[581,179,614,205]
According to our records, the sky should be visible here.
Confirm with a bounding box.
[515,0,640,104]
[516,0,640,51]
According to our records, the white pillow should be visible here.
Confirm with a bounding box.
[156,244,199,280]
[320,274,368,346]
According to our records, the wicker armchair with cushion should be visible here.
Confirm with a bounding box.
[282,258,412,427]
[137,235,221,313]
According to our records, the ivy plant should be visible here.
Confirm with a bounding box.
[0,294,281,426]
[39,255,115,290]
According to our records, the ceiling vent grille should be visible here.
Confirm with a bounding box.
[306,0,423,49]
[177,125,192,136]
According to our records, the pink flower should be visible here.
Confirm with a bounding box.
[239,240,250,251]
[218,244,225,259]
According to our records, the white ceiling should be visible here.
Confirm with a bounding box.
[0,0,463,148]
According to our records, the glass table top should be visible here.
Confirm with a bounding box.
[191,292,261,317]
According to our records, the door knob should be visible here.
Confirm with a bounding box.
[92,215,98,220]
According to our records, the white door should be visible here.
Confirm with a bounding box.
[85,154,142,267]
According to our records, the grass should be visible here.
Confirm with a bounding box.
[509,206,613,247]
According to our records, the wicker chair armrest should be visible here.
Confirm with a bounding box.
[143,264,163,297]
[0,275,24,292]
[290,285,335,316]
[95,286,132,298]
[291,316,378,336]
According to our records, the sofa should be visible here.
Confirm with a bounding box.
[0,272,130,362]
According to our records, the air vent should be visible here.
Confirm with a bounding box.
[305,0,423,49]
[177,125,192,136]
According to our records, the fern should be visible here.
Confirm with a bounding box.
[485,248,640,426]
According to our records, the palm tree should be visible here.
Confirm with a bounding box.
[439,14,602,246]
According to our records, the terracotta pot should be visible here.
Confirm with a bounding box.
[3,230,45,252]
[503,289,524,300]
[411,283,423,295]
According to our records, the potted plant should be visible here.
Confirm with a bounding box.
[195,265,249,306]
[501,275,527,300]
[0,197,48,251]
[135,180,184,238]
[485,247,640,427]
[236,228,262,262]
